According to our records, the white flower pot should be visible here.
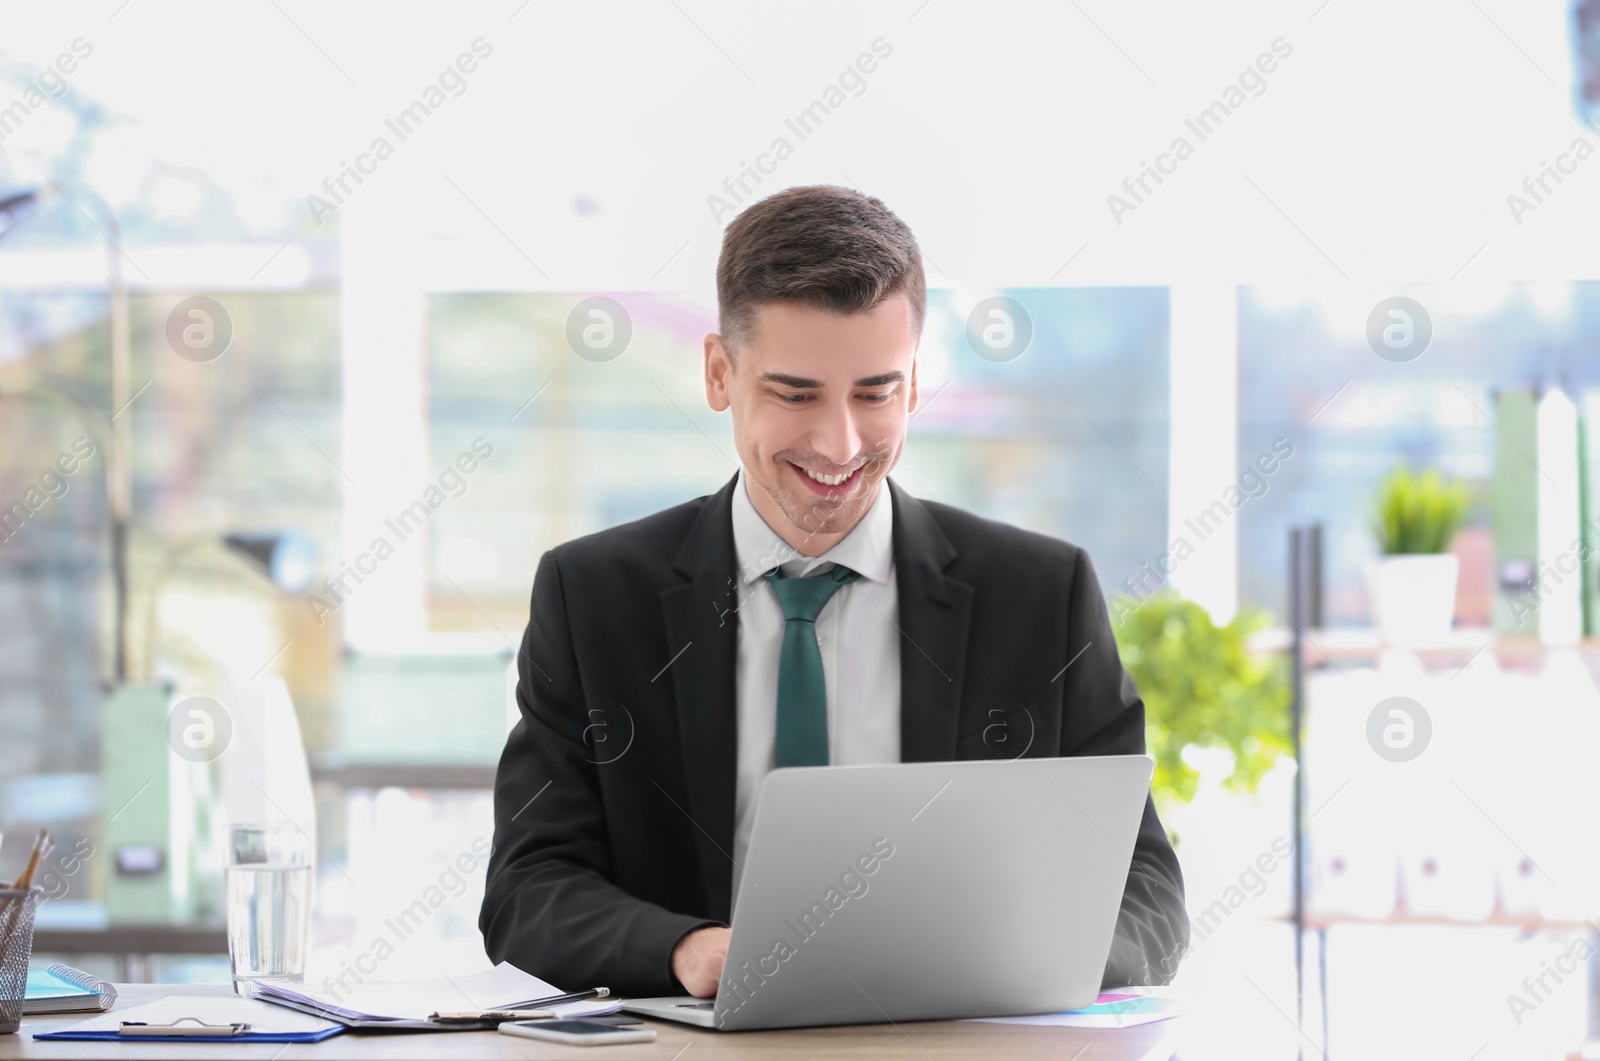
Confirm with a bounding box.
[1369,554,1460,646]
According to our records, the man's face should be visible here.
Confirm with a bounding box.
[704,294,919,554]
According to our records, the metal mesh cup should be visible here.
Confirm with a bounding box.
[0,889,41,1035]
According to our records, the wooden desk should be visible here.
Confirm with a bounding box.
[1,985,1178,1060]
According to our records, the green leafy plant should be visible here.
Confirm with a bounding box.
[1373,464,1472,555]
[1111,592,1291,818]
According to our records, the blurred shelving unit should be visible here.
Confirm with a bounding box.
[1251,625,1600,664]
[30,903,227,981]
[1274,524,1600,1057]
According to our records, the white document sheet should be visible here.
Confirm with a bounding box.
[256,962,618,1026]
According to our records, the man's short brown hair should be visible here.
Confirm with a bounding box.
[715,184,925,358]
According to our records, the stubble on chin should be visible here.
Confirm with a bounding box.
[774,465,885,546]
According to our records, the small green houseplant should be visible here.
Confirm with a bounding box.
[1373,464,1472,555]
[1370,464,1472,644]
[1110,592,1291,822]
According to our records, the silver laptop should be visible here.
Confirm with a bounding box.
[622,753,1153,1031]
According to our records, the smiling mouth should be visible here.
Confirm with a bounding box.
[787,460,865,495]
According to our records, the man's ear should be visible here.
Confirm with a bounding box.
[705,333,732,412]
[907,355,919,415]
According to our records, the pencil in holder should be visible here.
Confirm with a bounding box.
[0,888,42,1035]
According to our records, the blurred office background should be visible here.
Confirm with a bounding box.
[3,1,1600,1057]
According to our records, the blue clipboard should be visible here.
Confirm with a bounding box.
[36,1027,346,1043]
[34,995,348,1043]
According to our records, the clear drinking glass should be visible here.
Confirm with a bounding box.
[226,822,313,996]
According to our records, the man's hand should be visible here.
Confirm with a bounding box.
[671,926,730,997]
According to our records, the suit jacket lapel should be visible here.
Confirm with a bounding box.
[660,472,742,921]
[888,477,972,762]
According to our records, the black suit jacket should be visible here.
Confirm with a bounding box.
[480,473,1188,997]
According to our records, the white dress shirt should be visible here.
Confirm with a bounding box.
[728,466,901,902]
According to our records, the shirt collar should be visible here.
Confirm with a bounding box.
[730,465,894,586]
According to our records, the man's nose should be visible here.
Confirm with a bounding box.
[811,398,864,469]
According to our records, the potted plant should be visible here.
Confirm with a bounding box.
[1111,592,1291,829]
[1369,464,1473,645]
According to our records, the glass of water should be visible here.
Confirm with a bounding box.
[226,822,313,996]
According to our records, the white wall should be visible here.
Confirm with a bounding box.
[5,0,1592,288]
[5,0,1595,628]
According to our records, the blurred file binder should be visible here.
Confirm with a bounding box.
[1535,388,1582,645]
[1393,664,1497,921]
[1493,386,1589,643]
[217,678,316,838]
[1304,672,1397,919]
[1309,839,1396,920]
[1396,830,1495,921]
[1580,389,1600,637]
[1496,855,1544,918]
[1491,388,1539,635]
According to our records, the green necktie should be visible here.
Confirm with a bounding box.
[761,564,860,767]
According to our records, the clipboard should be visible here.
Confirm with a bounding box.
[34,996,346,1043]
[245,962,618,1031]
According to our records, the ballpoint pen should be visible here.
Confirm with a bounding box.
[502,987,610,1009]
[429,987,611,1024]
[427,1009,557,1024]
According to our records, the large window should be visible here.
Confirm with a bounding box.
[1237,282,1600,624]
[0,289,342,917]
[424,285,1171,635]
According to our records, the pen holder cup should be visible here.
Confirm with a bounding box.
[0,889,41,1035]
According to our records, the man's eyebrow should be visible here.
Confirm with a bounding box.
[758,371,905,388]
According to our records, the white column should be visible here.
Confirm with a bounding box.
[337,177,430,650]
[1167,283,1239,623]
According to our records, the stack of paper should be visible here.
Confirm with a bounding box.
[251,962,620,1030]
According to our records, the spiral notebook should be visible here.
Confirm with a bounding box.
[24,964,118,1015]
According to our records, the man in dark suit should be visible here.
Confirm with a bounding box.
[480,184,1188,1000]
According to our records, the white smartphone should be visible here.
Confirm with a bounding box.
[498,1019,657,1046]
